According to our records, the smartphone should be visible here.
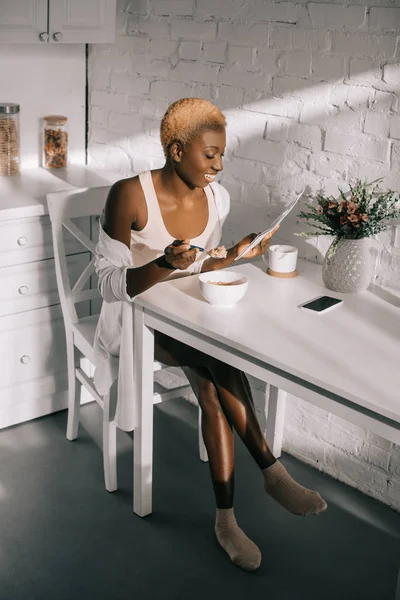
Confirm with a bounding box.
[300,295,343,313]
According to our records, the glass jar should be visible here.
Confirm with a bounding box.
[0,103,20,176]
[43,115,68,169]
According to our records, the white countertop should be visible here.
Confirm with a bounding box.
[0,165,121,221]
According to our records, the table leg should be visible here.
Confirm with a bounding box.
[265,385,287,458]
[133,305,155,517]
[198,408,209,463]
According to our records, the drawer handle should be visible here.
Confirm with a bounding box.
[53,31,63,42]
[18,286,29,295]
[20,355,30,365]
[17,236,28,246]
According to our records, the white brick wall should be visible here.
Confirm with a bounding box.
[88,0,400,512]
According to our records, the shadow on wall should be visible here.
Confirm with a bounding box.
[88,45,400,267]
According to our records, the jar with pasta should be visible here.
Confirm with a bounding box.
[0,103,20,176]
[43,115,68,169]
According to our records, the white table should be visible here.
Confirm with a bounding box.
[132,259,400,517]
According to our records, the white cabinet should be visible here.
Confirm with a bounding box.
[0,213,91,430]
[49,0,116,44]
[0,166,119,430]
[0,0,116,44]
[0,1,48,44]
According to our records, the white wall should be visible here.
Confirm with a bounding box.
[0,44,86,168]
[88,0,400,511]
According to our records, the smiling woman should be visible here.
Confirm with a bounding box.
[94,97,326,572]
[160,98,226,188]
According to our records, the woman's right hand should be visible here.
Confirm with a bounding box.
[164,238,199,270]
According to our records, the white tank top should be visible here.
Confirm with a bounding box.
[130,170,219,276]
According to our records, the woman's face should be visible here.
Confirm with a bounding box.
[173,128,226,189]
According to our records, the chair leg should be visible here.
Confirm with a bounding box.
[198,407,208,463]
[103,391,117,493]
[66,339,80,441]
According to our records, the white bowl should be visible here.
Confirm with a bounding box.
[198,270,248,306]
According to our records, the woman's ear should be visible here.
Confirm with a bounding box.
[170,141,184,163]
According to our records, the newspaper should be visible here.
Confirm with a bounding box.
[234,187,306,261]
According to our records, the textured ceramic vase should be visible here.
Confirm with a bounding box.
[322,238,373,293]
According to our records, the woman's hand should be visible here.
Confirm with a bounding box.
[164,238,199,270]
[235,225,280,260]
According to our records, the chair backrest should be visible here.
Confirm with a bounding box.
[47,186,111,326]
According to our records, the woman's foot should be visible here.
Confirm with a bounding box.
[215,508,261,571]
[262,460,327,516]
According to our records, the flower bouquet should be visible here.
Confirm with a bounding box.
[297,178,400,240]
[297,179,400,292]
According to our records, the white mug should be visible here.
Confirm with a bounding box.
[264,244,298,273]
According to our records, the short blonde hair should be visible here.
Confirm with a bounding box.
[160,97,226,158]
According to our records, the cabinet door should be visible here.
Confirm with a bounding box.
[49,0,116,44]
[0,0,48,43]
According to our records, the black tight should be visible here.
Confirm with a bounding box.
[155,332,276,509]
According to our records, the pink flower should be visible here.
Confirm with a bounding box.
[337,201,347,213]
[317,206,323,214]
[347,202,359,214]
[340,215,348,225]
[328,200,338,210]
[348,213,360,223]
[360,214,368,222]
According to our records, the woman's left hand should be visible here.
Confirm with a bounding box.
[235,225,280,260]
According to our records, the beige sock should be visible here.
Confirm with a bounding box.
[215,508,261,571]
[262,460,327,516]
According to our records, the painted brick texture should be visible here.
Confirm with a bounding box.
[88,0,400,511]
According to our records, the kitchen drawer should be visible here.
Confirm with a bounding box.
[0,215,91,268]
[0,371,69,412]
[0,299,89,334]
[0,386,69,431]
[0,252,91,317]
[0,311,68,390]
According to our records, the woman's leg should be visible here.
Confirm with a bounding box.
[182,366,235,509]
[155,333,273,465]
[155,331,234,508]
[183,367,261,571]
[207,362,327,516]
[208,364,276,469]
[155,335,261,570]
[155,333,326,517]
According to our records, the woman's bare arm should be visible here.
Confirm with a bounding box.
[200,246,239,272]
[101,178,197,299]
[200,227,280,273]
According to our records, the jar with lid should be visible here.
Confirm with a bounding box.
[0,103,20,176]
[43,115,68,169]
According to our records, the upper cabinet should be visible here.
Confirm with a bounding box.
[0,1,48,43]
[49,0,116,43]
[0,0,116,44]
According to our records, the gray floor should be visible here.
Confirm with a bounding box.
[1,398,400,600]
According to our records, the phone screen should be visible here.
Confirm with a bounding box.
[301,296,343,312]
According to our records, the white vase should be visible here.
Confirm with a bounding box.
[322,238,373,293]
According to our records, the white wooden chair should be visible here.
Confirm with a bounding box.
[46,186,207,493]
